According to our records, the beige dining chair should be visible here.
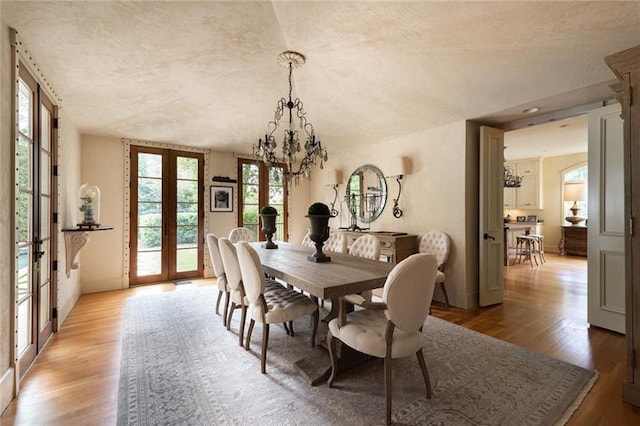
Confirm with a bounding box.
[206,233,229,326]
[327,253,438,425]
[348,234,380,260]
[228,227,256,243]
[218,238,283,346]
[325,231,347,254]
[236,241,319,374]
[419,231,451,308]
[301,230,315,248]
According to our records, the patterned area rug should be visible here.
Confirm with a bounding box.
[117,286,597,425]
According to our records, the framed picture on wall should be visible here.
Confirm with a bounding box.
[210,186,233,212]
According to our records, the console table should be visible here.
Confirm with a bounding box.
[338,230,418,264]
[559,225,587,256]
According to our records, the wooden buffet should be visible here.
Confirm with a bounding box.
[338,230,418,264]
[559,225,587,257]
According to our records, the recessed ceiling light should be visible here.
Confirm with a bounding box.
[522,107,540,114]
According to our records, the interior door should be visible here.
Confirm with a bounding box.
[479,126,505,306]
[130,147,204,284]
[588,103,625,333]
[16,65,56,377]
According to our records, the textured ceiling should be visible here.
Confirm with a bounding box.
[2,1,639,156]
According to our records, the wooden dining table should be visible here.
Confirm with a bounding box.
[249,241,395,384]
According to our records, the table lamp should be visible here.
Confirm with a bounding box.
[563,181,586,225]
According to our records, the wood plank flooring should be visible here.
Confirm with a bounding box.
[2,254,640,424]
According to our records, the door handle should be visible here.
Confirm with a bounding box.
[483,233,496,241]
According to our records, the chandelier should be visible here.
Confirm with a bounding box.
[253,51,328,184]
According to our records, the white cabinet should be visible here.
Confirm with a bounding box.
[503,159,543,210]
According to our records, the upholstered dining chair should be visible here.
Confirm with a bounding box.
[301,230,315,248]
[419,231,451,308]
[327,253,438,425]
[348,234,381,260]
[228,227,256,243]
[218,238,283,346]
[236,241,319,374]
[324,231,347,254]
[206,233,229,326]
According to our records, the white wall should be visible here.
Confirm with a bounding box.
[307,120,478,308]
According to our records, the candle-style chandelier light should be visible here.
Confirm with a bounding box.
[253,51,327,184]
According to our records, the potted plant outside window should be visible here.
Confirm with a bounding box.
[306,202,332,262]
[260,205,278,249]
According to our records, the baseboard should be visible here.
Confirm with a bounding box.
[58,289,81,327]
[0,367,15,415]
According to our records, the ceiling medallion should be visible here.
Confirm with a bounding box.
[253,51,328,185]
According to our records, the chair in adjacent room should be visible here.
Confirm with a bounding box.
[348,234,381,260]
[206,233,229,326]
[236,241,319,374]
[418,231,451,308]
[326,253,438,425]
[228,227,256,243]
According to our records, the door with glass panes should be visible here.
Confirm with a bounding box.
[15,65,57,377]
[129,147,204,284]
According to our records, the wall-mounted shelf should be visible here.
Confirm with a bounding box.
[61,226,113,278]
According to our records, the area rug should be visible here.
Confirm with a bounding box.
[117,286,597,425]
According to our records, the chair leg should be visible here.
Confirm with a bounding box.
[384,355,392,425]
[310,309,319,348]
[289,321,295,336]
[416,348,432,398]
[327,330,338,386]
[222,292,230,327]
[239,305,247,347]
[245,319,254,351]
[226,302,236,330]
[283,321,290,335]
[215,290,222,315]
[439,282,450,308]
[261,323,270,374]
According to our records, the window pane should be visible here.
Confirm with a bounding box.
[138,177,162,202]
[40,196,50,238]
[17,246,31,299]
[137,251,161,276]
[138,153,162,178]
[138,202,162,224]
[17,299,32,356]
[243,204,258,226]
[41,105,51,151]
[269,167,284,185]
[243,163,259,185]
[40,240,50,284]
[176,248,197,273]
[269,185,284,205]
[39,282,50,329]
[177,209,198,226]
[138,227,162,250]
[17,135,32,189]
[41,152,50,196]
[177,180,198,203]
[17,191,32,243]
[18,80,32,137]
[177,157,198,180]
[177,225,197,246]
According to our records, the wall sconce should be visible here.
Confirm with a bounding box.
[387,157,410,218]
[327,170,342,216]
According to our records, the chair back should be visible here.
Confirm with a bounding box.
[206,233,225,277]
[383,253,437,332]
[218,238,242,292]
[349,234,380,260]
[325,231,347,253]
[228,227,256,243]
[301,230,315,248]
[419,231,450,268]
[236,241,266,305]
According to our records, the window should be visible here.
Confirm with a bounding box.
[238,159,288,241]
[562,165,588,222]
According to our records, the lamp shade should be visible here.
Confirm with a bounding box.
[387,156,410,177]
[327,170,343,185]
[563,181,586,202]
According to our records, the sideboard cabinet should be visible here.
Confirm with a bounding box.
[339,231,417,264]
[559,225,587,257]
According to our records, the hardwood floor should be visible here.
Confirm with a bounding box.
[2,254,640,424]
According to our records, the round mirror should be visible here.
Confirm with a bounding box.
[345,164,387,223]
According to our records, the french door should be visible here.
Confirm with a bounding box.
[238,159,288,241]
[129,146,204,285]
[15,65,57,377]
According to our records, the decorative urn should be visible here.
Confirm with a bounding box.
[260,205,278,249]
[306,202,332,263]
